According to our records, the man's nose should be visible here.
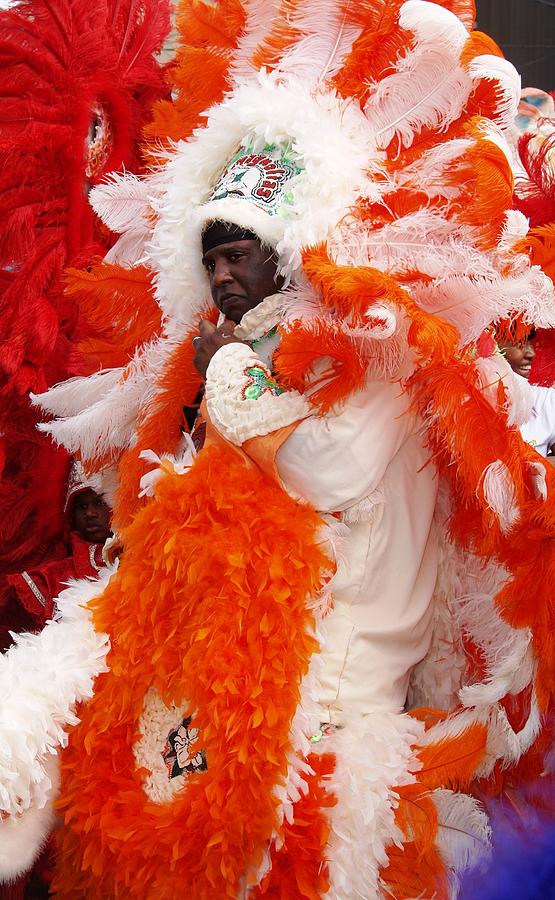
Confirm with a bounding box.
[212,259,233,287]
[84,504,99,519]
[523,341,535,361]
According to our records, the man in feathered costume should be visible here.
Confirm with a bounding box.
[3,1,555,898]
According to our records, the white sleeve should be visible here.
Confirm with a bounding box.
[204,342,310,445]
[275,379,414,513]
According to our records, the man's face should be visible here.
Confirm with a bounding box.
[71,488,112,544]
[498,339,535,380]
[202,239,282,324]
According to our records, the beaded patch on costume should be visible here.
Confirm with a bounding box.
[309,722,343,744]
[162,715,207,779]
[242,365,283,400]
[134,688,207,804]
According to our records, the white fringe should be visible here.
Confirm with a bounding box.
[433,788,491,893]
[0,572,111,819]
[319,712,424,900]
[479,460,519,534]
[0,755,59,883]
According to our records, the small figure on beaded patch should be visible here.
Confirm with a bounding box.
[162,715,207,779]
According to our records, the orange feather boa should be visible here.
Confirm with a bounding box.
[52,442,331,898]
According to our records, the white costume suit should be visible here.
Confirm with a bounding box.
[205,294,438,720]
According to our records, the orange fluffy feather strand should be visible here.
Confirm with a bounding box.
[448,131,514,249]
[275,321,372,414]
[302,245,459,355]
[414,723,489,793]
[65,263,162,371]
[331,0,410,106]
[408,344,555,711]
[381,723,488,899]
[408,357,529,546]
[113,320,214,531]
[252,753,336,899]
[145,0,245,151]
[53,443,331,898]
[381,784,449,900]
[515,223,555,284]
[381,835,449,900]
[250,0,304,72]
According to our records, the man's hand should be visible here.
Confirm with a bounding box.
[192,320,245,379]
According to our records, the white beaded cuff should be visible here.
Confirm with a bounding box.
[205,343,310,445]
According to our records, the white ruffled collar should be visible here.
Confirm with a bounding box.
[234,293,284,341]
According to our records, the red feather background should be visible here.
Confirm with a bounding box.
[0,0,170,572]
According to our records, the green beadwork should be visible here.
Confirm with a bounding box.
[243,366,283,400]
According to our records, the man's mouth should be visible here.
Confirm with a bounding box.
[516,365,532,379]
[220,294,244,312]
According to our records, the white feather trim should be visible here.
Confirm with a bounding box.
[468,55,521,131]
[273,3,361,85]
[400,1,469,55]
[457,593,534,706]
[432,788,491,880]
[89,171,154,234]
[474,355,533,428]
[318,712,424,900]
[103,227,152,267]
[0,755,59,883]
[410,266,555,346]
[479,460,519,534]
[0,572,111,818]
[31,368,123,418]
[498,209,531,251]
[38,334,179,462]
[365,51,472,152]
[527,460,548,503]
[228,0,280,83]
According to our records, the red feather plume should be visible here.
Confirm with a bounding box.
[0,0,170,575]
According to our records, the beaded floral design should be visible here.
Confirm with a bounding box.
[242,365,283,400]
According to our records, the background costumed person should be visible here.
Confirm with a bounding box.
[507,87,555,387]
[0,462,112,652]
[4,1,555,897]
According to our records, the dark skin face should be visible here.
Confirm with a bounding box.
[202,239,282,324]
[71,488,112,544]
[498,339,535,380]
[193,238,283,379]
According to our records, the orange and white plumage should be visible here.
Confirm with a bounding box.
[10,1,555,897]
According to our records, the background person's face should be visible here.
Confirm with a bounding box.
[202,239,283,324]
[71,488,112,544]
[498,339,535,379]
